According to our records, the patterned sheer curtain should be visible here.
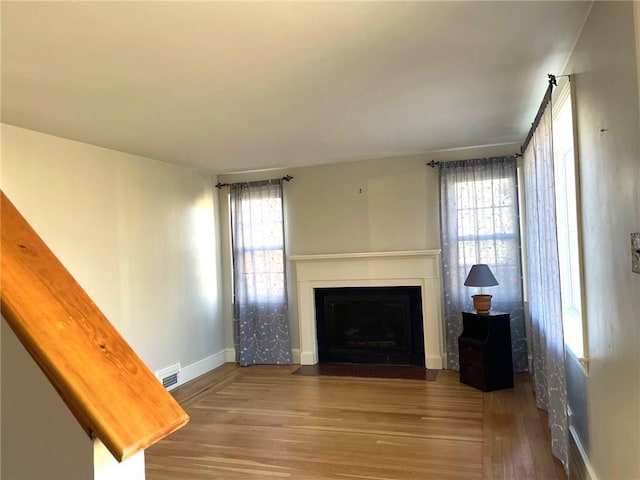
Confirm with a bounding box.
[523,93,568,470]
[230,179,292,366]
[440,156,527,371]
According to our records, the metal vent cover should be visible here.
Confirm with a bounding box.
[162,373,178,388]
[156,363,181,390]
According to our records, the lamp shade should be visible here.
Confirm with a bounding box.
[464,264,498,287]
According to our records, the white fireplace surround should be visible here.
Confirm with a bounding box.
[289,250,444,369]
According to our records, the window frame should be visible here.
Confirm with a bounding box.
[552,76,589,372]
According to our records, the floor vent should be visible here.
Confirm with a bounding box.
[156,363,181,391]
[162,373,178,389]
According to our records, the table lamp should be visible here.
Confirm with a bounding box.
[464,264,498,314]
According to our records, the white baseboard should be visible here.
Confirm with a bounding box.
[224,348,236,363]
[570,425,598,480]
[299,350,317,365]
[291,348,301,364]
[426,355,444,370]
[528,353,533,373]
[176,349,227,388]
[162,347,303,392]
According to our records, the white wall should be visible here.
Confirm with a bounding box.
[563,2,640,478]
[0,123,225,379]
[217,143,519,352]
[2,319,147,480]
[1,318,94,480]
[285,154,439,254]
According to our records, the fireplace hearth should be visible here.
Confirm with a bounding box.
[315,286,425,366]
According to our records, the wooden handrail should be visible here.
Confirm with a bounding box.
[0,191,189,462]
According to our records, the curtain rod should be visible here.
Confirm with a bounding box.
[426,154,522,169]
[521,74,557,154]
[428,73,561,168]
[215,175,293,189]
[220,75,559,176]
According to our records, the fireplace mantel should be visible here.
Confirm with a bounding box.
[289,250,444,369]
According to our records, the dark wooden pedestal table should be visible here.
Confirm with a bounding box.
[458,311,514,392]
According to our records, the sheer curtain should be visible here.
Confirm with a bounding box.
[440,156,527,371]
[230,180,292,366]
[523,95,569,469]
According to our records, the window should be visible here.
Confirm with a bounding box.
[552,78,586,362]
[233,195,285,303]
[440,157,528,372]
[229,179,292,366]
[456,176,522,290]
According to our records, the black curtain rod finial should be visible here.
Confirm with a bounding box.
[426,160,439,168]
[522,73,557,153]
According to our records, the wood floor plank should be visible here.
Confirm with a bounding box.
[146,365,565,480]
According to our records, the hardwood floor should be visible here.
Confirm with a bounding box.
[146,364,566,480]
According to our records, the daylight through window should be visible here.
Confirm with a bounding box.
[552,79,586,360]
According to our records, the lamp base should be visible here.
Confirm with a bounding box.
[472,294,492,314]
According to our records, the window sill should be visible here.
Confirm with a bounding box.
[566,345,589,376]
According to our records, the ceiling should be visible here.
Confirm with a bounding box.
[2,1,591,173]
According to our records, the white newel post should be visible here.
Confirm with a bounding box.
[289,250,444,370]
[94,439,145,480]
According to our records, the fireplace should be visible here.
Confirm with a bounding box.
[315,286,425,365]
[289,250,444,369]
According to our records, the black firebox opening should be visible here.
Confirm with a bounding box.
[315,286,425,366]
